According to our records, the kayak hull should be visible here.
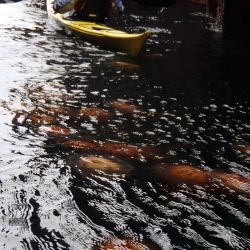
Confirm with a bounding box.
[47,0,150,55]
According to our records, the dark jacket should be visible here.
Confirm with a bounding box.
[73,0,109,22]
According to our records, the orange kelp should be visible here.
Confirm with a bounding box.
[12,110,57,126]
[39,125,77,137]
[110,100,144,117]
[60,140,99,151]
[101,142,152,161]
[153,163,250,195]
[43,105,72,117]
[26,112,56,124]
[213,172,250,194]
[93,238,160,250]
[153,164,210,186]
[113,61,139,69]
[60,140,157,162]
[77,107,112,122]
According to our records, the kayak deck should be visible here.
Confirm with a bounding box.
[47,0,150,55]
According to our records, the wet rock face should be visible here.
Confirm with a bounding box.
[223,0,250,35]
[206,0,224,18]
[205,0,250,35]
[190,0,207,3]
[28,112,57,125]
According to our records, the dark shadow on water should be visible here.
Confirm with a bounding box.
[132,0,176,7]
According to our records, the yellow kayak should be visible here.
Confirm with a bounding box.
[46,0,150,55]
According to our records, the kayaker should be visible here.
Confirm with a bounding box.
[53,0,124,22]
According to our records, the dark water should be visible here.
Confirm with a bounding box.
[0,1,250,249]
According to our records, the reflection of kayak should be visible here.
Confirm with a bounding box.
[46,0,150,55]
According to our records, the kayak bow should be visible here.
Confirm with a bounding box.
[47,0,150,55]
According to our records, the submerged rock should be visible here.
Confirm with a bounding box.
[76,155,134,174]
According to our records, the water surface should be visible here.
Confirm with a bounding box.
[0,1,249,249]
